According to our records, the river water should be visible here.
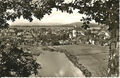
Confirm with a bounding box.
[36,51,85,77]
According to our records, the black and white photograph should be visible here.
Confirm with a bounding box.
[0,0,119,77]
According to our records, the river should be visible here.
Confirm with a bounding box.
[36,50,85,77]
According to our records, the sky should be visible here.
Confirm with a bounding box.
[9,8,88,25]
[8,0,95,25]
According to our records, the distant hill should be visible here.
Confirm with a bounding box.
[11,22,63,26]
[10,22,103,28]
[64,22,102,27]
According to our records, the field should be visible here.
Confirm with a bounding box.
[54,44,109,76]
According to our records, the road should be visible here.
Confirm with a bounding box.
[54,44,109,77]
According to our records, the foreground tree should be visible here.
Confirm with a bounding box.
[0,0,63,76]
[0,0,119,77]
[71,0,119,76]
[0,43,40,77]
[55,0,119,76]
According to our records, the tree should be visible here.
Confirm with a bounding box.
[0,0,64,28]
[0,43,40,77]
[0,0,119,77]
[55,0,119,76]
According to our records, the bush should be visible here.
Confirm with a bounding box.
[0,44,41,77]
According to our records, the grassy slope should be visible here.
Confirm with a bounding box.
[54,44,109,77]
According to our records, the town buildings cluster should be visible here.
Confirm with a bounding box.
[0,25,110,46]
